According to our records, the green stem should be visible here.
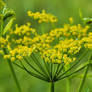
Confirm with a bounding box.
[66,78,70,92]
[7,59,22,92]
[51,82,54,92]
[78,64,89,92]
[3,49,22,92]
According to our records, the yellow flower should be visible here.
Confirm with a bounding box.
[69,17,73,24]
[27,10,58,23]
[11,57,16,61]
[4,55,10,59]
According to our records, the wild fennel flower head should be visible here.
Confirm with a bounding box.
[1,10,92,84]
[0,11,91,66]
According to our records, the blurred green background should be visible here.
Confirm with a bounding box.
[0,0,92,92]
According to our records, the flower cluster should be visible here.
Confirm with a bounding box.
[27,10,58,23]
[0,11,92,65]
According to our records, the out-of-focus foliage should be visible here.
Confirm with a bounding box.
[5,0,92,25]
[0,0,5,24]
[0,0,5,10]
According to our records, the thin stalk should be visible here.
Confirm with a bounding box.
[54,64,60,77]
[23,57,47,79]
[55,62,89,81]
[13,62,24,70]
[50,63,53,80]
[56,61,78,80]
[7,59,22,92]
[54,63,64,78]
[3,49,22,92]
[51,81,54,92]
[31,53,49,78]
[78,51,92,92]
[23,66,49,82]
[19,60,49,82]
[78,64,89,92]
[43,59,51,79]
[53,55,64,79]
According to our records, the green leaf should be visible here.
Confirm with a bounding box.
[3,17,15,35]
[3,7,15,21]
[83,18,92,24]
